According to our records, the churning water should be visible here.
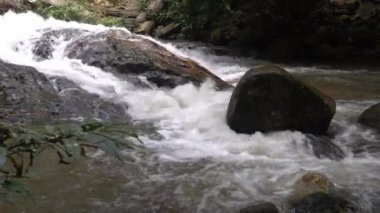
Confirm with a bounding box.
[0,11,380,213]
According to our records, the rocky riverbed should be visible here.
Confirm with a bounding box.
[0,6,379,213]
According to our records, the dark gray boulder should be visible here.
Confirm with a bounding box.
[226,64,336,135]
[0,60,128,123]
[239,202,279,213]
[358,103,380,132]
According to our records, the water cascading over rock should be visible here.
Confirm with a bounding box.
[31,29,231,89]
[226,64,336,135]
[0,60,128,122]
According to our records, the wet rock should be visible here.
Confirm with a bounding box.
[305,135,345,160]
[288,172,334,207]
[148,0,163,14]
[291,192,357,213]
[357,2,377,20]
[65,29,230,89]
[135,20,155,35]
[0,0,29,14]
[239,202,279,213]
[226,64,336,135]
[0,60,128,123]
[32,29,87,60]
[155,23,180,38]
[289,172,359,212]
[358,103,380,131]
[135,12,146,25]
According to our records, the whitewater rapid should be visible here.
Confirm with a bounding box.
[0,11,379,212]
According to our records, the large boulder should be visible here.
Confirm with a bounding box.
[358,103,380,131]
[226,65,335,135]
[0,60,128,123]
[61,29,229,89]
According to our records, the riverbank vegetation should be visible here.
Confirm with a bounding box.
[0,121,141,203]
[32,0,125,26]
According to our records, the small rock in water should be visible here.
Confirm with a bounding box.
[288,172,334,207]
[226,64,336,135]
[239,202,279,213]
[291,192,357,213]
[288,172,358,213]
[32,29,87,60]
[305,134,345,161]
[358,102,380,132]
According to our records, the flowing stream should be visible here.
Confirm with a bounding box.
[0,12,380,213]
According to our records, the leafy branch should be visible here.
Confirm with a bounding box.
[0,121,142,202]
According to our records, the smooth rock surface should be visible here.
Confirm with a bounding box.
[226,64,336,135]
[358,103,380,131]
[62,29,229,89]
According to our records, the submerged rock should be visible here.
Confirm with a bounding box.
[63,29,229,89]
[351,138,380,158]
[358,103,380,132]
[32,28,87,60]
[226,64,335,135]
[288,172,358,213]
[305,135,345,160]
[239,202,279,213]
[0,60,128,123]
[291,192,357,213]
[288,172,334,207]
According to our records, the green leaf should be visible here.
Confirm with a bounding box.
[84,133,121,160]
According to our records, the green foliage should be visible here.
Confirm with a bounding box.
[34,1,97,23]
[0,121,142,202]
[137,0,148,10]
[32,0,126,27]
[149,0,232,29]
[98,16,125,27]
[143,0,238,42]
